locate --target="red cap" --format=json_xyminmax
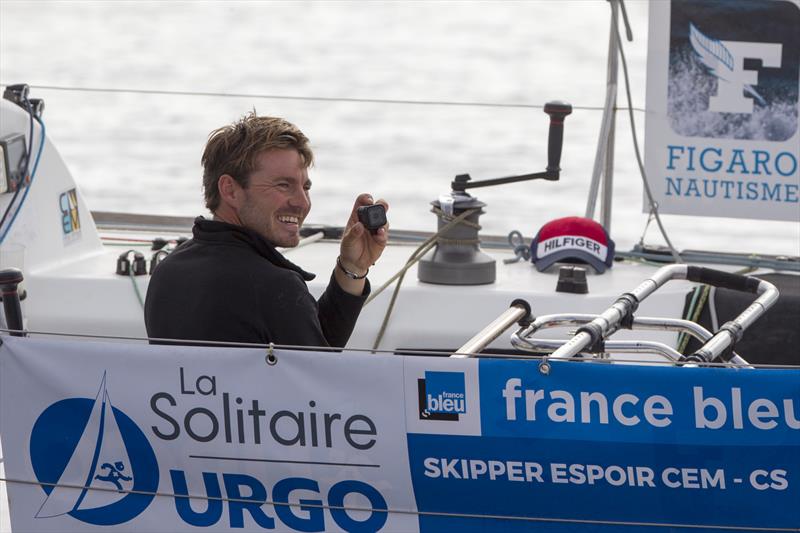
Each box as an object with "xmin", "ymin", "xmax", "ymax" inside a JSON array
[{"xmin": 530, "ymin": 217, "xmax": 615, "ymax": 273}]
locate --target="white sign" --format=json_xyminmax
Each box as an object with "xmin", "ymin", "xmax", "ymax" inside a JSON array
[
  {"xmin": 0, "ymin": 336, "xmax": 418, "ymax": 532},
  {"xmin": 644, "ymin": 0, "xmax": 800, "ymax": 221}
]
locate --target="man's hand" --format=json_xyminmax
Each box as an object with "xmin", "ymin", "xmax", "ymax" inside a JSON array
[{"xmin": 336, "ymin": 193, "xmax": 389, "ymax": 295}]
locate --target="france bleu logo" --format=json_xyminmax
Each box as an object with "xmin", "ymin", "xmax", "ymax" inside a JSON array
[
  {"xmin": 418, "ymin": 371, "xmax": 466, "ymax": 421},
  {"xmin": 28, "ymin": 373, "xmax": 159, "ymax": 525}
]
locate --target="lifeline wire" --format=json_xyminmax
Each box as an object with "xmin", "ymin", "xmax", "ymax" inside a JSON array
[
  {"xmin": 2, "ymin": 328, "xmax": 797, "ymax": 369},
  {"xmin": 0, "ymin": 477, "xmax": 790, "ymax": 531},
  {"xmin": 1, "ymin": 83, "xmax": 649, "ymax": 112}
]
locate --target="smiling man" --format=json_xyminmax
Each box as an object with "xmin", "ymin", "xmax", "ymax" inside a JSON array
[{"xmin": 144, "ymin": 113, "xmax": 388, "ymax": 347}]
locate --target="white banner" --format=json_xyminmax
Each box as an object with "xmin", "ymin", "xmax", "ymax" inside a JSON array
[
  {"xmin": 0, "ymin": 336, "xmax": 418, "ymax": 532},
  {"xmin": 644, "ymin": 0, "xmax": 800, "ymax": 221}
]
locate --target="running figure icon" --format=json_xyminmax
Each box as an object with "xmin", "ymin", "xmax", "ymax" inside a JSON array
[{"xmin": 95, "ymin": 461, "xmax": 132, "ymax": 492}]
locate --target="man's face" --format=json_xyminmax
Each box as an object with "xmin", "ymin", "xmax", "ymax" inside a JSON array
[{"xmin": 237, "ymin": 149, "xmax": 311, "ymax": 247}]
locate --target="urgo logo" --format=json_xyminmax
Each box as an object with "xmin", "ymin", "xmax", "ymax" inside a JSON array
[
  {"xmin": 29, "ymin": 373, "xmax": 159, "ymax": 525},
  {"xmin": 418, "ymin": 371, "xmax": 466, "ymax": 421}
]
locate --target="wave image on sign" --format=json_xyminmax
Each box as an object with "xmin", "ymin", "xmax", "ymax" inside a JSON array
[{"xmin": 667, "ymin": 0, "xmax": 799, "ymax": 141}]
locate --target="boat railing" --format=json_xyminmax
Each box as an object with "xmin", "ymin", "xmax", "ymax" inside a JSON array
[
  {"xmin": 0, "ymin": 262, "xmax": 785, "ymax": 369},
  {"xmin": 454, "ymin": 264, "xmax": 779, "ymax": 365}
]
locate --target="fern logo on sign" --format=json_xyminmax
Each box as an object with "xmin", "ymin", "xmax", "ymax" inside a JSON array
[{"xmin": 667, "ymin": 0, "xmax": 799, "ymax": 141}]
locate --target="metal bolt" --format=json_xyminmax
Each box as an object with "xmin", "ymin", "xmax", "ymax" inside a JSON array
[{"xmin": 538, "ymin": 360, "xmax": 551, "ymax": 375}]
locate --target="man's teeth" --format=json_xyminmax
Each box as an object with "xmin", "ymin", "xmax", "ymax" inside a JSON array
[{"xmin": 278, "ymin": 216, "xmax": 299, "ymax": 224}]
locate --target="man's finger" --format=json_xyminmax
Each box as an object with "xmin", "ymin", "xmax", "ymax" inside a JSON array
[{"xmin": 348, "ymin": 193, "xmax": 375, "ymax": 225}]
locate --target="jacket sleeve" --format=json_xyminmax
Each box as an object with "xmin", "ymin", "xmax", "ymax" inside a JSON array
[{"xmin": 317, "ymin": 271, "xmax": 370, "ymax": 348}]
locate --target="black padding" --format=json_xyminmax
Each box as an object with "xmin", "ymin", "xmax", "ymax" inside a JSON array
[
  {"xmin": 682, "ymin": 273, "xmax": 800, "ymax": 366},
  {"xmin": 686, "ymin": 266, "xmax": 760, "ymax": 293}
]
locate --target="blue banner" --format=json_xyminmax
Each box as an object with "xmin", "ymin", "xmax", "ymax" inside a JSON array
[{"xmin": 408, "ymin": 359, "xmax": 800, "ymax": 531}]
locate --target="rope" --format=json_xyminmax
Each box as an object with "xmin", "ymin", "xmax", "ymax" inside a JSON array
[
  {"xmin": 503, "ymin": 230, "xmax": 532, "ymax": 264},
  {"xmin": 365, "ymin": 208, "xmax": 480, "ymax": 306},
  {"xmin": 677, "ymin": 284, "xmax": 711, "ymax": 354},
  {"xmin": 0, "ymin": 477, "xmax": 789, "ymax": 530},
  {"xmin": 430, "ymin": 206, "xmax": 481, "ymax": 229},
  {"xmin": 367, "ymin": 208, "xmax": 480, "ymax": 351},
  {"xmin": 128, "ymin": 268, "xmax": 146, "ymax": 309},
  {"xmin": 436, "ymin": 237, "xmax": 480, "ymax": 246},
  {"xmin": 2, "ymin": 83, "xmax": 650, "ymax": 112}
]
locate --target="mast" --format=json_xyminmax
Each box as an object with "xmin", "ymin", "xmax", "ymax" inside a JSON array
[{"xmin": 585, "ymin": 0, "xmax": 624, "ymax": 232}]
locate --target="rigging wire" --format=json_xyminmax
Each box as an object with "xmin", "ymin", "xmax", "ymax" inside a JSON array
[
  {"xmin": 612, "ymin": 7, "xmax": 683, "ymax": 264},
  {"xmin": 3, "ymin": 83, "xmax": 649, "ymax": 112}
]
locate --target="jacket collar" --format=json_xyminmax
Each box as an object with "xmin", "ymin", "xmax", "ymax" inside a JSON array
[{"xmin": 192, "ymin": 216, "xmax": 316, "ymax": 281}]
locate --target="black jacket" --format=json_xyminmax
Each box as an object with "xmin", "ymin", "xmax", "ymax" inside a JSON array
[{"xmin": 144, "ymin": 217, "xmax": 368, "ymax": 347}]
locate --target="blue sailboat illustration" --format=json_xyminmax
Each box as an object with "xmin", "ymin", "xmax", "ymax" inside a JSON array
[{"xmin": 36, "ymin": 373, "xmax": 134, "ymax": 518}]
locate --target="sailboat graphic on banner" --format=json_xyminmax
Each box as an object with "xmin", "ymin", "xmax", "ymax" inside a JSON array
[{"xmin": 36, "ymin": 373, "xmax": 134, "ymax": 518}]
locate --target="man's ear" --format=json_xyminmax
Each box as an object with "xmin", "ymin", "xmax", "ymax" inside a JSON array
[{"xmin": 218, "ymin": 174, "xmax": 243, "ymax": 208}]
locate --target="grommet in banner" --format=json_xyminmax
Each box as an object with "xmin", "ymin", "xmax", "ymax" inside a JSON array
[
  {"xmin": 265, "ymin": 343, "xmax": 278, "ymax": 366},
  {"xmin": 538, "ymin": 359, "xmax": 551, "ymax": 375}
]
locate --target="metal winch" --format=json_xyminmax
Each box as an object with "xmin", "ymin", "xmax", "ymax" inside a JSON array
[
  {"xmin": 418, "ymin": 184, "xmax": 495, "ymax": 285},
  {"xmin": 417, "ymin": 100, "xmax": 573, "ymax": 286}
]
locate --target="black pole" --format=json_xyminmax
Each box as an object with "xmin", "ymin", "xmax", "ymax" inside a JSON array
[{"xmin": 0, "ymin": 268, "xmax": 25, "ymax": 336}]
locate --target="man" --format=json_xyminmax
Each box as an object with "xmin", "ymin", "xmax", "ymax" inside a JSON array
[{"xmin": 144, "ymin": 113, "xmax": 388, "ymax": 347}]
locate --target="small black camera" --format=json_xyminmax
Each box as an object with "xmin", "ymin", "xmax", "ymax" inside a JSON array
[{"xmin": 357, "ymin": 204, "xmax": 387, "ymax": 234}]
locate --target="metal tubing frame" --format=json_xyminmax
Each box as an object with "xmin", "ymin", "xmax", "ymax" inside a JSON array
[
  {"xmin": 693, "ymin": 279, "xmax": 778, "ymax": 362},
  {"xmin": 452, "ymin": 304, "xmax": 528, "ymax": 357},
  {"xmin": 511, "ymin": 314, "xmax": 750, "ymax": 367},
  {"xmin": 511, "ymin": 337, "xmax": 683, "ymax": 362},
  {"xmin": 547, "ymin": 265, "xmax": 688, "ymax": 359},
  {"xmin": 547, "ymin": 265, "xmax": 777, "ymax": 362}
]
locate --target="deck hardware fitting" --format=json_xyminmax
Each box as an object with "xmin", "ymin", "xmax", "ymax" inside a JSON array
[
  {"xmin": 265, "ymin": 343, "xmax": 278, "ymax": 366},
  {"xmin": 538, "ymin": 359, "xmax": 551, "ymax": 375}
]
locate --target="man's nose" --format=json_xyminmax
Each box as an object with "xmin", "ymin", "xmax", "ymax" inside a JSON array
[{"xmin": 289, "ymin": 186, "xmax": 311, "ymax": 211}]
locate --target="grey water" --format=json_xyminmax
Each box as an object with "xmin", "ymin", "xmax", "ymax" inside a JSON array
[{"xmin": 1, "ymin": 0, "xmax": 798, "ymax": 255}]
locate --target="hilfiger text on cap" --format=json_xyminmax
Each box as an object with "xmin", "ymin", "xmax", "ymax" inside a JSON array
[{"xmin": 539, "ymin": 236, "xmax": 607, "ymax": 260}]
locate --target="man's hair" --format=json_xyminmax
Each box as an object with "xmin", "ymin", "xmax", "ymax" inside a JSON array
[{"xmin": 201, "ymin": 112, "xmax": 314, "ymax": 212}]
